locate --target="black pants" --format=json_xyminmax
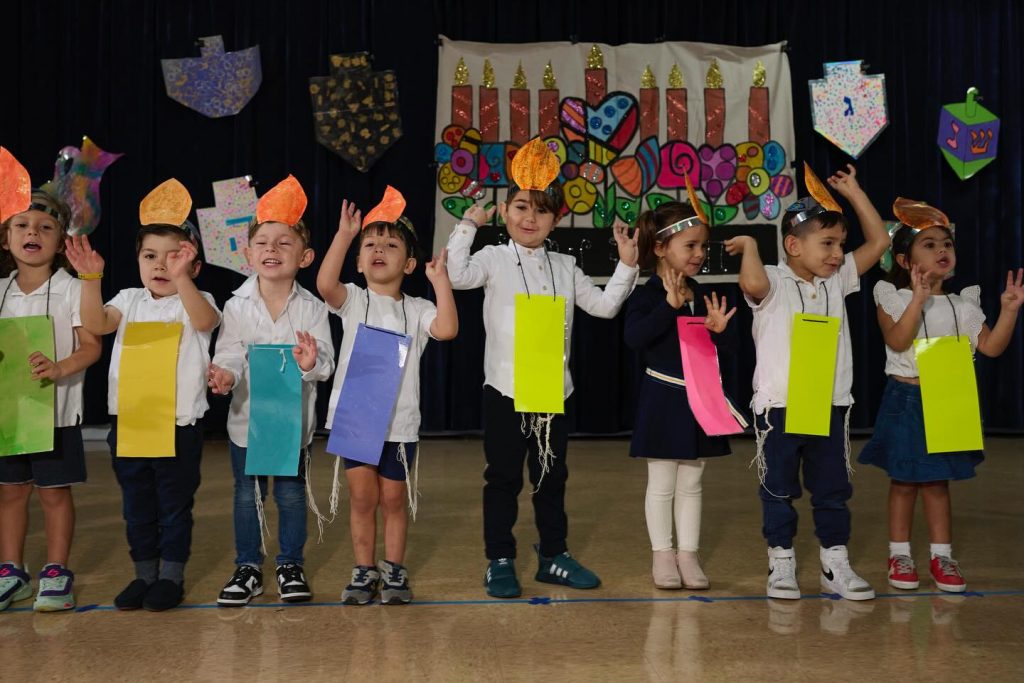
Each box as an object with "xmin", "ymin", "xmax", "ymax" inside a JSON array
[{"xmin": 482, "ymin": 385, "xmax": 574, "ymax": 559}]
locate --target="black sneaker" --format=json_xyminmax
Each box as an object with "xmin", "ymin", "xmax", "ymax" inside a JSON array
[
  {"xmin": 217, "ymin": 565, "xmax": 263, "ymax": 607},
  {"xmin": 143, "ymin": 579, "xmax": 184, "ymax": 611},
  {"xmin": 114, "ymin": 579, "xmax": 151, "ymax": 611},
  {"xmin": 378, "ymin": 560, "xmax": 412, "ymax": 605},
  {"xmin": 276, "ymin": 563, "xmax": 312, "ymax": 603}
]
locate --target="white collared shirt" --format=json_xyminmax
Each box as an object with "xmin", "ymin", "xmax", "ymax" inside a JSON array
[
  {"xmin": 744, "ymin": 252, "xmax": 860, "ymax": 414},
  {"xmin": 212, "ymin": 275, "xmax": 335, "ymax": 447},
  {"xmin": 106, "ymin": 287, "xmax": 221, "ymax": 426},
  {"xmin": 446, "ymin": 222, "xmax": 639, "ymax": 399},
  {"xmin": 0, "ymin": 269, "xmax": 84, "ymax": 427},
  {"xmin": 325, "ymin": 283, "xmax": 437, "ymax": 443}
]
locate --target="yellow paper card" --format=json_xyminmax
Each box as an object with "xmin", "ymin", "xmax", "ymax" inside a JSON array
[
  {"xmin": 785, "ymin": 313, "xmax": 840, "ymax": 436},
  {"xmin": 117, "ymin": 322, "xmax": 183, "ymax": 457},
  {"xmin": 514, "ymin": 294, "xmax": 565, "ymax": 414},
  {"xmin": 914, "ymin": 336, "xmax": 983, "ymax": 453}
]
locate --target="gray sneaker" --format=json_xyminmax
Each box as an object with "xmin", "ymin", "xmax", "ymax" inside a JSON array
[
  {"xmin": 341, "ymin": 565, "xmax": 380, "ymax": 605},
  {"xmin": 378, "ymin": 560, "xmax": 412, "ymax": 605}
]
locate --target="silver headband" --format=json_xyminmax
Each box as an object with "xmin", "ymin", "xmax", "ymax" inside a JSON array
[
  {"xmin": 655, "ymin": 215, "xmax": 704, "ymax": 239},
  {"xmin": 785, "ymin": 201, "xmax": 827, "ymax": 230}
]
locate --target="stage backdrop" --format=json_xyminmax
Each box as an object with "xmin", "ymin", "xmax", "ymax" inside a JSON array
[{"xmin": 432, "ymin": 37, "xmax": 795, "ymax": 281}]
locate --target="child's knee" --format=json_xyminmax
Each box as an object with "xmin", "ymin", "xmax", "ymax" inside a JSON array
[
  {"xmin": 0, "ymin": 483, "xmax": 33, "ymax": 504},
  {"xmin": 380, "ymin": 484, "xmax": 407, "ymax": 513}
]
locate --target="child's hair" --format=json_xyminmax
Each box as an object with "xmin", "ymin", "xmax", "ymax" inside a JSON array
[
  {"xmin": 506, "ymin": 180, "xmax": 565, "ymax": 215},
  {"xmin": 887, "ymin": 224, "xmax": 955, "ymax": 291},
  {"xmin": 781, "ymin": 209, "xmax": 848, "ymax": 239},
  {"xmin": 248, "ymin": 218, "xmax": 311, "ymax": 248},
  {"xmin": 635, "ymin": 201, "xmax": 702, "ymax": 271},
  {"xmin": 358, "ymin": 218, "xmax": 420, "ymax": 260},
  {"xmin": 135, "ymin": 223, "xmax": 205, "ymax": 265},
  {"xmin": 0, "ymin": 189, "xmax": 72, "ymax": 276}
]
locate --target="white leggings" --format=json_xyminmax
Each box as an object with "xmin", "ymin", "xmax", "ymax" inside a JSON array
[{"xmin": 645, "ymin": 459, "xmax": 706, "ymax": 552}]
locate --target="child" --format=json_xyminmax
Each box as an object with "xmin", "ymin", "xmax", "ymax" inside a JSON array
[
  {"xmin": 0, "ymin": 183, "xmax": 101, "ymax": 612},
  {"xmin": 727, "ymin": 163, "xmax": 889, "ymax": 601},
  {"xmin": 208, "ymin": 175, "xmax": 335, "ymax": 606},
  {"xmin": 625, "ymin": 194, "xmax": 738, "ymax": 590},
  {"xmin": 447, "ymin": 138, "xmax": 639, "ymax": 598},
  {"xmin": 64, "ymin": 178, "xmax": 220, "ymax": 611},
  {"xmin": 316, "ymin": 189, "xmax": 457, "ymax": 605},
  {"xmin": 858, "ymin": 198, "xmax": 1024, "ymax": 593}
]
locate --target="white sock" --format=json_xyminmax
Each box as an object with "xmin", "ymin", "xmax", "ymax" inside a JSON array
[
  {"xmin": 889, "ymin": 541, "xmax": 911, "ymax": 558},
  {"xmin": 930, "ymin": 543, "xmax": 952, "ymax": 559}
]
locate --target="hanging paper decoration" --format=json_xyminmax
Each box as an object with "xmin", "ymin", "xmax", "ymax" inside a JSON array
[
  {"xmin": 196, "ymin": 177, "xmax": 257, "ymax": 276},
  {"xmin": 676, "ymin": 318, "xmax": 744, "ymax": 436},
  {"xmin": 808, "ymin": 60, "xmax": 888, "ymax": 159},
  {"xmin": 161, "ymin": 35, "xmax": 262, "ymax": 118},
  {"xmin": 117, "ymin": 322, "xmax": 182, "ymax": 458},
  {"xmin": 514, "ymin": 295, "xmax": 566, "ymax": 414},
  {"xmin": 309, "ymin": 52, "xmax": 403, "ymax": 173},
  {"xmin": 937, "ymin": 87, "xmax": 1000, "ymax": 181},
  {"xmin": 246, "ymin": 345, "xmax": 302, "ymax": 476},
  {"xmin": 0, "ymin": 147, "xmax": 32, "ymax": 223},
  {"xmin": 785, "ymin": 314, "xmax": 840, "ymax": 436},
  {"xmin": 39, "ymin": 136, "xmax": 122, "ymax": 236},
  {"xmin": 0, "ymin": 317, "xmax": 55, "ymax": 456}
]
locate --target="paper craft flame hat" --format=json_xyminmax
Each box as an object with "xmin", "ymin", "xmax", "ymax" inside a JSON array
[
  {"xmin": 0, "ymin": 146, "xmax": 32, "ymax": 223},
  {"xmin": 657, "ymin": 174, "xmax": 710, "ymax": 239},
  {"xmin": 362, "ymin": 185, "xmax": 406, "ymax": 227},
  {"xmin": 139, "ymin": 178, "xmax": 192, "ymax": 226},
  {"xmin": 255, "ymin": 174, "xmax": 307, "ymax": 225},
  {"xmin": 880, "ymin": 197, "xmax": 954, "ymax": 273},
  {"xmin": 685, "ymin": 173, "xmax": 709, "ymax": 225},
  {"xmin": 509, "ymin": 138, "xmax": 560, "ymax": 192},
  {"xmin": 784, "ymin": 162, "xmax": 843, "ymax": 232}
]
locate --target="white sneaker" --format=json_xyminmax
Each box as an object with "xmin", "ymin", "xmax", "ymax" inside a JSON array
[
  {"xmin": 766, "ymin": 546, "xmax": 800, "ymax": 600},
  {"xmin": 820, "ymin": 545, "xmax": 875, "ymax": 601}
]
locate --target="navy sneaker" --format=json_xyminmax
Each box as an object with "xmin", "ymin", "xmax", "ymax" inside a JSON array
[
  {"xmin": 534, "ymin": 545, "xmax": 600, "ymax": 589},
  {"xmin": 378, "ymin": 560, "xmax": 412, "ymax": 605},
  {"xmin": 341, "ymin": 565, "xmax": 380, "ymax": 605},
  {"xmin": 484, "ymin": 558, "xmax": 522, "ymax": 598}
]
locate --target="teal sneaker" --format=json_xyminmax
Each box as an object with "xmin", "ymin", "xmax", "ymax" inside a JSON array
[
  {"xmin": 33, "ymin": 564, "xmax": 75, "ymax": 612},
  {"xmin": 484, "ymin": 558, "xmax": 522, "ymax": 598},
  {"xmin": 0, "ymin": 563, "xmax": 32, "ymax": 611},
  {"xmin": 534, "ymin": 545, "xmax": 601, "ymax": 589}
]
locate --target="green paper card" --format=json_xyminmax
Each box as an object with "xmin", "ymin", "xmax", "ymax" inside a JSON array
[
  {"xmin": 785, "ymin": 313, "xmax": 840, "ymax": 436},
  {"xmin": 914, "ymin": 336, "xmax": 983, "ymax": 453},
  {"xmin": 513, "ymin": 294, "xmax": 565, "ymax": 414},
  {"xmin": 0, "ymin": 316, "xmax": 55, "ymax": 456}
]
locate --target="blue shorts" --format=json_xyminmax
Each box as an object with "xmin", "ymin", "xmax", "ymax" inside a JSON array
[
  {"xmin": 0, "ymin": 426, "xmax": 87, "ymax": 487},
  {"xmin": 343, "ymin": 442, "xmax": 417, "ymax": 481}
]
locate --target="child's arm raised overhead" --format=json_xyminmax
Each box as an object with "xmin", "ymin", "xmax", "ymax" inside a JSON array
[
  {"xmin": 828, "ymin": 165, "xmax": 890, "ymax": 276},
  {"xmin": 977, "ymin": 268, "xmax": 1024, "ymax": 357},
  {"xmin": 316, "ymin": 199, "xmax": 362, "ymax": 310},
  {"xmin": 167, "ymin": 240, "xmax": 219, "ymax": 332},
  {"xmin": 425, "ymin": 247, "xmax": 458, "ymax": 340},
  {"xmin": 64, "ymin": 235, "xmax": 121, "ymax": 335},
  {"xmin": 445, "ymin": 203, "xmax": 497, "ymax": 290},
  {"xmin": 725, "ymin": 235, "xmax": 770, "ymax": 302},
  {"xmin": 878, "ymin": 265, "xmax": 930, "ymax": 352}
]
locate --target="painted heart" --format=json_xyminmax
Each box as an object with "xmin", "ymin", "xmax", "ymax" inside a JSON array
[
  {"xmin": 698, "ymin": 144, "xmax": 737, "ymax": 204},
  {"xmin": 586, "ymin": 92, "xmax": 638, "ymax": 165}
]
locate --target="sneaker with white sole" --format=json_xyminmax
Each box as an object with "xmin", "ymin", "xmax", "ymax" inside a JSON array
[
  {"xmin": 767, "ymin": 546, "xmax": 800, "ymax": 600},
  {"xmin": 378, "ymin": 560, "xmax": 412, "ymax": 605},
  {"xmin": 0, "ymin": 564, "xmax": 32, "ymax": 611},
  {"xmin": 820, "ymin": 545, "xmax": 875, "ymax": 601},
  {"xmin": 930, "ymin": 555, "xmax": 967, "ymax": 593},
  {"xmin": 342, "ymin": 565, "xmax": 380, "ymax": 605},
  {"xmin": 276, "ymin": 563, "xmax": 312, "ymax": 603},
  {"xmin": 217, "ymin": 565, "xmax": 263, "ymax": 607},
  {"xmin": 33, "ymin": 564, "xmax": 75, "ymax": 612},
  {"xmin": 888, "ymin": 554, "xmax": 920, "ymax": 590}
]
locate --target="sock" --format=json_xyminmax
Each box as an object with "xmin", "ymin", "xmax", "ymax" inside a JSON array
[
  {"xmin": 3, "ymin": 561, "xmax": 24, "ymax": 569},
  {"xmin": 930, "ymin": 543, "xmax": 952, "ymax": 559},
  {"xmin": 135, "ymin": 559, "xmax": 158, "ymax": 585},
  {"xmin": 889, "ymin": 541, "xmax": 911, "ymax": 558},
  {"xmin": 158, "ymin": 560, "xmax": 185, "ymax": 585}
]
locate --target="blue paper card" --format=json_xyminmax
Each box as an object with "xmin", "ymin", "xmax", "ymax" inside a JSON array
[
  {"xmin": 245, "ymin": 344, "xmax": 302, "ymax": 476},
  {"xmin": 327, "ymin": 324, "xmax": 412, "ymax": 465}
]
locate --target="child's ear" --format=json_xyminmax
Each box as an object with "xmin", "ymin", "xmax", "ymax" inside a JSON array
[
  {"xmin": 497, "ymin": 202, "xmax": 509, "ymax": 224},
  {"xmin": 782, "ymin": 234, "xmax": 801, "ymax": 258},
  {"xmin": 191, "ymin": 260, "xmax": 202, "ymax": 278},
  {"xmin": 653, "ymin": 240, "xmax": 667, "ymax": 258},
  {"xmin": 403, "ymin": 256, "xmax": 418, "ymax": 275},
  {"xmin": 299, "ymin": 247, "xmax": 315, "ymax": 268},
  {"xmin": 895, "ymin": 253, "xmax": 909, "ymax": 271},
  {"xmin": 552, "ymin": 209, "xmax": 564, "ymax": 227}
]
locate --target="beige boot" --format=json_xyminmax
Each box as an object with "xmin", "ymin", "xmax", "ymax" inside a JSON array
[
  {"xmin": 677, "ymin": 550, "xmax": 709, "ymax": 590},
  {"xmin": 652, "ymin": 550, "xmax": 682, "ymax": 589}
]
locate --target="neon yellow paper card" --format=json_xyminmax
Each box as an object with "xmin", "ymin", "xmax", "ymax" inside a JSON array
[
  {"xmin": 785, "ymin": 313, "xmax": 840, "ymax": 436},
  {"xmin": 514, "ymin": 294, "xmax": 565, "ymax": 414},
  {"xmin": 117, "ymin": 322, "xmax": 183, "ymax": 457},
  {"xmin": 914, "ymin": 336, "xmax": 983, "ymax": 453},
  {"xmin": 0, "ymin": 316, "xmax": 55, "ymax": 456}
]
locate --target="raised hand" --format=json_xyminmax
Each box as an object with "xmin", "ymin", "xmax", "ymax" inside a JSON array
[
  {"xmin": 167, "ymin": 240, "xmax": 198, "ymax": 280},
  {"xmin": 827, "ymin": 163, "xmax": 861, "ymax": 198},
  {"xmin": 292, "ymin": 331, "xmax": 318, "ymax": 372},
  {"xmin": 723, "ymin": 235, "xmax": 755, "ymax": 256},
  {"xmin": 425, "ymin": 247, "xmax": 450, "ymax": 285},
  {"xmin": 28, "ymin": 351, "xmax": 61, "ymax": 382},
  {"xmin": 663, "ymin": 268, "xmax": 687, "ymax": 310},
  {"xmin": 337, "ymin": 199, "xmax": 362, "ymax": 243},
  {"xmin": 1000, "ymin": 268, "xmax": 1024, "ymax": 312},
  {"xmin": 462, "ymin": 202, "xmax": 496, "ymax": 227},
  {"xmin": 64, "ymin": 234, "xmax": 106, "ymax": 275},
  {"xmin": 703, "ymin": 292, "xmax": 737, "ymax": 333},
  {"xmin": 909, "ymin": 264, "xmax": 933, "ymax": 303},
  {"xmin": 207, "ymin": 363, "xmax": 235, "ymax": 395},
  {"xmin": 613, "ymin": 220, "xmax": 639, "ymax": 267}
]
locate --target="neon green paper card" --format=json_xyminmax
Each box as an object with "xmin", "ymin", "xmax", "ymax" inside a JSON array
[
  {"xmin": 785, "ymin": 313, "xmax": 840, "ymax": 436},
  {"xmin": 514, "ymin": 294, "xmax": 565, "ymax": 414},
  {"xmin": 0, "ymin": 316, "xmax": 55, "ymax": 456},
  {"xmin": 914, "ymin": 336, "xmax": 983, "ymax": 453}
]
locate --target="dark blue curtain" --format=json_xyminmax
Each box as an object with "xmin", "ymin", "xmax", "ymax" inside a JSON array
[{"xmin": 2, "ymin": 0, "xmax": 1021, "ymax": 433}]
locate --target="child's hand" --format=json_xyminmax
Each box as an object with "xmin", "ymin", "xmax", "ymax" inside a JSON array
[
  {"xmin": 336, "ymin": 199, "xmax": 362, "ymax": 243},
  {"xmin": 663, "ymin": 268, "xmax": 687, "ymax": 310},
  {"xmin": 827, "ymin": 164, "xmax": 861, "ymax": 199},
  {"xmin": 613, "ymin": 220, "xmax": 639, "ymax": 267},
  {"xmin": 207, "ymin": 363, "xmax": 235, "ymax": 395},
  {"xmin": 462, "ymin": 203, "xmax": 496, "ymax": 227},
  {"xmin": 425, "ymin": 248, "xmax": 450, "ymax": 285},
  {"xmin": 28, "ymin": 352, "xmax": 61, "ymax": 382},
  {"xmin": 703, "ymin": 292, "xmax": 737, "ymax": 333},
  {"xmin": 909, "ymin": 264, "xmax": 932, "ymax": 303},
  {"xmin": 292, "ymin": 331, "xmax": 318, "ymax": 372},
  {"xmin": 64, "ymin": 235, "xmax": 105, "ymax": 275},
  {"xmin": 167, "ymin": 240, "xmax": 198, "ymax": 281},
  {"xmin": 724, "ymin": 236, "xmax": 755, "ymax": 256},
  {"xmin": 1000, "ymin": 268, "xmax": 1024, "ymax": 312}
]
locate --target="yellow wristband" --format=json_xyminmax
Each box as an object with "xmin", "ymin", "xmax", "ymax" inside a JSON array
[{"xmin": 77, "ymin": 272, "xmax": 103, "ymax": 280}]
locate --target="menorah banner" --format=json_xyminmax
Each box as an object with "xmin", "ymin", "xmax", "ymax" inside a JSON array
[{"xmin": 432, "ymin": 36, "xmax": 796, "ymax": 281}]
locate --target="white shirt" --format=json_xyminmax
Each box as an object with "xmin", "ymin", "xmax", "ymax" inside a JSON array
[
  {"xmin": 106, "ymin": 287, "xmax": 221, "ymax": 426},
  {"xmin": 446, "ymin": 222, "xmax": 639, "ymax": 399},
  {"xmin": 212, "ymin": 275, "xmax": 335, "ymax": 447},
  {"xmin": 874, "ymin": 281, "xmax": 986, "ymax": 378},
  {"xmin": 0, "ymin": 269, "xmax": 84, "ymax": 427},
  {"xmin": 325, "ymin": 283, "xmax": 437, "ymax": 443},
  {"xmin": 744, "ymin": 252, "xmax": 860, "ymax": 414}
]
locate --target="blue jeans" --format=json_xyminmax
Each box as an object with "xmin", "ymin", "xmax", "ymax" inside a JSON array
[
  {"xmin": 757, "ymin": 407, "xmax": 852, "ymax": 549},
  {"xmin": 229, "ymin": 441, "xmax": 307, "ymax": 566}
]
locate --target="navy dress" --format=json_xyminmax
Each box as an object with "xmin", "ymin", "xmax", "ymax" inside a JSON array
[{"xmin": 625, "ymin": 275, "xmax": 734, "ymax": 460}]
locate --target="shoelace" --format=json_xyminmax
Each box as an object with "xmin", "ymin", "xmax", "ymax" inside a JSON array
[
  {"xmin": 351, "ymin": 567, "xmax": 376, "ymax": 585},
  {"xmin": 231, "ymin": 567, "xmax": 258, "ymax": 586},
  {"xmin": 891, "ymin": 556, "xmax": 916, "ymax": 574},
  {"xmin": 935, "ymin": 557, "xmax": 960, "ymax": 576},
  {"xmin": 279, "ymin": 565, "xmax": 305, "ymax": 585},
  {"xmin": 383, "ymin": 565, "xmax": 406, "ymax": 586}
]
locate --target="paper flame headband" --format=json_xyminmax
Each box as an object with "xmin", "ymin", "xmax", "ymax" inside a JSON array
[
  {"xmin": 784, "ymin": 162, "xmax": 843, "ymax": 230},
  {"xmin": 362, "ymin": 185, "xmax": 417, "ymax": 241},
  {"xmin": 255, "ymin": 175, "xmax": 307, "ymax": 226},
  {"xmin": 656, "ymin": 174, "xmax": 709, "ymax": 238},
  {"xmin": 879, "ymin": 197, "xmax": 953, "ymax": 273}
]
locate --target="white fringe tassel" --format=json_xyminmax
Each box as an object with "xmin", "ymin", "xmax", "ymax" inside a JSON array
[
  {"xmin": 521, "ymin": 413, "xmax": 555, "ymax": 494},
  {"xmin": 253, "ymin": 478, "xmax": 269, "ymax": 558},
  {"xmin": 750, "ymin": 409, "xmax": 786, "ymax": 499},
  {"xmin": 397, "ymin": 443, "xmax": 421, "ymax": 522},
  {"xmin": 843, "ymin": 404, "xmax": 854, "ymax": 481},
  {"xmin": 303, "ymin": 448, "xmax": 329, "ymax": 543},
  {"xmin": 328, "ymin": 457, "xmax": 342, "ymax": 521}
]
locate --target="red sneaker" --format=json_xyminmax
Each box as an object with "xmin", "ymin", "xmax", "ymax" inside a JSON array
[
  {"xmin": 930, "ymin": 555, "xmax": 967, "ymax": 593},
  {"xmin": 888, "ymin": 555, "xmax": 920, "ymax": 590}
]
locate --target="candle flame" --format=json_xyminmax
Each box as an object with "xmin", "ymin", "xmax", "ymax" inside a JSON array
[
  {"xmin": 705, "ymin": 59, "xmax": 723, "ymax": 89},
  {"xmin": 543, "ymin": 61, "xmax": 557, "ymax": 89},
  {"xmin": 752, "ymin": 60, "xmax": 766, "ymax": 88},
  {"xmin": 641, "ymin": 65, "xmax": 656, "ymax": 88},
  {"xmin": 587, "ymin": 45, "xmax": 604, "ymax": 69},
  {"xmin": 453, "ymin": 57, "xmax": 469, "ymax": 86},
  {"xmin": 482, "ymin": 59, "xmax": 495, "ymax": 88},
  {"xmin": 513, "ymin": 62, "xmax": 528, "ymax": 89},
  {"xmin": 668, "ymin": 64, "xmax": 684, "ymax": 88}
]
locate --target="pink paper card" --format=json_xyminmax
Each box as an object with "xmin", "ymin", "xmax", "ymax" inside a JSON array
[{"xmin": 677, "ymin": 317, "xmax": 744, "ymax": 436}]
